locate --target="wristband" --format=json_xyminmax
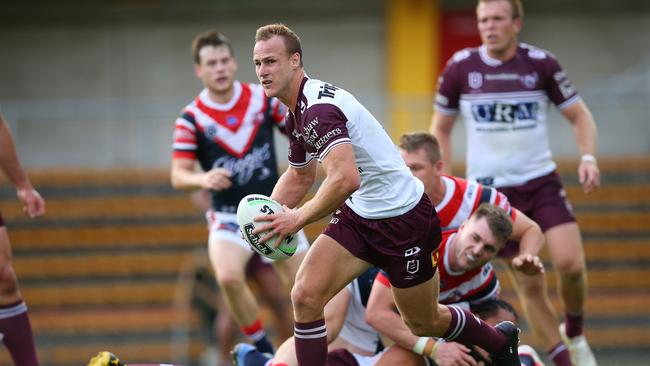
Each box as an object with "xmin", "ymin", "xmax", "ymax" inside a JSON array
[
  {"xmin": 413, "ymin": 337, "xmax": 428, "ymax": 355},
  {"xmin": 580, "ymin": 154, "xmax": 597, "ymax": 164},
  {"xmin": 431, "ymin": 339, "xmax": 444, "ymax": 357}
]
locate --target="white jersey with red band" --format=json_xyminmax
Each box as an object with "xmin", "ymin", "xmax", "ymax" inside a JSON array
[{"xmin": 435, "ymin": 44, "xmax": 581, "ymax": 187}]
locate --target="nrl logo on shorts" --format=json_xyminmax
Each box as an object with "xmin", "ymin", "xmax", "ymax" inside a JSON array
[
  {"xmin": 468, "ymin": 72, "xmax": 483, "ymax": 89},
  {"xmin": 406, "ymin": 259, "xmax": 420, "ymax": 274}
]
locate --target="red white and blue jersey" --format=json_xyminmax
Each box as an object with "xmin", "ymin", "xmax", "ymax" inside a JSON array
[
  {"xmin": 286, "ymin": 76, "xmax": 423, "ymax": 219},
  {"xmin": 438, "ymin": 230, "xmax": 500, "ymax": 305},
  {"xmin": 435, "ymin": 44, "xmax": 580, "ymax": 187},
  {"xmin": 376, "ymin": 228, "xmax": 499, "ymax": 306},
  {"xmin": 172, "ymin": 81, "xmax": 288, "ymax": 212},
  {"xmin": 436, "ymin": 175, "xmax": 516, "ymax": 231}
]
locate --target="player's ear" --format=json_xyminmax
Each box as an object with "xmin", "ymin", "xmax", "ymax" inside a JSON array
[
  {"xmin": 290, "ymin": 52, "xmax": 300, "ymax": 68},
  {"xmin": 513, "ymin": 17, "xmax": 523, "ymax": 34},
  {"xmin": 194, "ymin": 63, "xmax": 202, "ymax": 79},
  {"xmin": 434, "ymin": 159, "xmax": 445, "ymax": 175}
]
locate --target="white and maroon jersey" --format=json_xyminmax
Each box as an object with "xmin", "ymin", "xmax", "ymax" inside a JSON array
[
  {"xmin": 338, "ymin": 268, "xmax": 382, "ymax": 354},
  {"xmin": 286, "ymin": 76, "xmax": 423, "ymax": 219},
  {"xmin": 435, "ymin": 43, "xmax": 581, "ymax": 187},
  {"xmin": 436, "ymin": 175, "xmax": 516, "ymax": 231},
  {"xmin": 172, "ymin": 81, "xmax": 288, "ymax": 212},
  {"xmin": 438, "ymin": 230, "xmax": 500, "ymax": 305},
  {"xmin": 375, "ymin": 229, "xmax": 499, "ymax": 305}
]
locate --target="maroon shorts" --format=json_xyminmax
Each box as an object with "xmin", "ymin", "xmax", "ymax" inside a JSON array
[
  {"xmin": 323, "ymin": 194, "xmax": 441, "ymax": 288},
  {"xmin": 0, "ymin": 211, "xmax": 4, "ymax": 227},
  {"xmin": 497, "ymin": 171, "xmax": 576, "ymax": 257}
]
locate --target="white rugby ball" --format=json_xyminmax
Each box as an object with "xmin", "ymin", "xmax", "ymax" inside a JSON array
[{"xmin": 236, "ymin": 194, "xmax": 297, "ymax": 260}]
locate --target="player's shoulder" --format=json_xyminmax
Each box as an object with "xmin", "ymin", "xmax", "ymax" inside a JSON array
[
  {"xmin": 519, "ymin": 43, "xmax": 560, "ymax": 63},
  {"xmin": 447, "ymin": 47, "xmax": 481, "ymax": 66},
  {"xmin": 302, "ymin": 77, "xmax": 350, "ymax": 105}
]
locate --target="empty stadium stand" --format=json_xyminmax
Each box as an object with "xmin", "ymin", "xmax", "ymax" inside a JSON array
[{"xmin": 0, "ymin": 157, "xmax": 648, "ymax": 365}]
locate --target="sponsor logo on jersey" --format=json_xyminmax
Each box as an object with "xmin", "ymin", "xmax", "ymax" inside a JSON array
[
  {"xmin": 520, "ymin": 72, "xmax": 539, "ymax": 89},
  {"xmin": 468, "ymin": 72, "xmax": 483, "ymax": 89},
  {"xmin": 206, "ymin": 125, "xmax": 218, "ymax": 139},
  {"xmin": 226, "ymin": 116, "xmax": 238, "ymax": 126},
  {"xmin": 213, "ymin": 143, "xmax": 272, "ymax": 185},
  {"xmin": 317, "ymin": 83, "xmax": 339, "ymax": 99},
  {"xmin": 431, "ymin": 248, "xmax": 440, "ymax": 267},
  {"xmin": 471, "ymin": 101, "xmax": 539, "ymax": 123},
  {"xmin": 553, "ymin": 71, "xmax": 576, "ymax": 99}
]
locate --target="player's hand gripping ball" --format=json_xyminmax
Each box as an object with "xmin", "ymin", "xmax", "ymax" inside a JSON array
[{"xmin": 237, "ymin": 194, "xmax": 297, "ymax": 260}]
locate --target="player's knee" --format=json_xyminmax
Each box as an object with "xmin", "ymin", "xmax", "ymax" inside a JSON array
[
  {"xmin": 403, "ymin": 316, "xmax": 437, "ymax": 337},
  {"xmin": 216, "ymin": 270, "xmax": 247, "ymax": 294},
  {"xmin": 554, "ymin": 257, "xmax": 585, "ymax": 276},
  {"xmin": 291, "ymin": 281, "xmax": 325, "ymax": 316},
  {"xmin": 0, "ymin": 262, "xmax": 19, "ymax": 297}
]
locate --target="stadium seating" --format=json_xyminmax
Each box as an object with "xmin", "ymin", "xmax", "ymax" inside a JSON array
[{"xmin": 0, "ymin": 156, "xmax": 648, "ymax": 365}]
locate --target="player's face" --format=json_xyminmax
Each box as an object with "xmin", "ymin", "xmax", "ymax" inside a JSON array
[
  {"xmin": 400, "ymin": 148, "xmax": 441, "ymax": 197},
  {"xmin": 453, "ymin": 216, "xmax": 501, "ymax": 271},
  {"xmin": 195, "ymin": 45, "xmax": 238, "ymax": 95},
  {"xmin": 476, "ymin": 0, "xmax": 521, "ymax": 59},
  {"xmin": 254, "ymin": 36, "xmax": 300, "ymax": 103}
]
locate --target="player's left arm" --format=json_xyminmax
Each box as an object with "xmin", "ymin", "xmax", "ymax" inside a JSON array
[
  {"xmin": 509, "ymin": 208, "xmax": 544, "ymax": 275},
  {"xmin": 258, "ymin": 144, "xmax": 357, "ymax": 245},
  {"xmin": 561, "ymin": 99, "xmax": 600, "ymax": 194}
]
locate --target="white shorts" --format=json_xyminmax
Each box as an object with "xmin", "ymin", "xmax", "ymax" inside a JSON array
[
  {"xmin": 206, "ymin": 210, "xmax": 310, "ymax": 263},
  {"xmin": 352, "ymin": 349, "xmax": 386, "ymax": 366}
]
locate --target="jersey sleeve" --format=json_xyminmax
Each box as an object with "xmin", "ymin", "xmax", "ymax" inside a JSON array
[
  {"xmin": 302, "ymin": 103, "xmax": 351, "ymax": 162},
  {"xmin": 172, "ymin": 110, "xmax": 197, "ymax": 160},
  {"xmin": 434, "ymin": 53, "xmax": 464, "ymax": 116},
  {"xmin": 541, "ymin": 52, "xmax": 580, "ymax": 109}
]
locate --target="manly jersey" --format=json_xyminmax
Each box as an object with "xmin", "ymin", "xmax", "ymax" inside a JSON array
[
  {"xmin": 438, "ymin": 230, "xmax": 500, "ymax": 305},
  {"xmin": 375, "ymin": 230, "xmax": 499, "ymax": 306},
  {"xmin": 436, "ymin": 175, "xmax": 516, "ymax": 231},
  {"xmin": 286, "ymin": 77, "xmax": 423, "ymax": 219},
  {"xmin": 172, "ymin": 81, "xmax": 288, "ymax": 212},
  {"xmin": 435, "ymin": 44, "xmax": 580, "ymax": 187},
  {"xmin": 338, "ymin": 268, "xmax": 382, "ymax": 354}
]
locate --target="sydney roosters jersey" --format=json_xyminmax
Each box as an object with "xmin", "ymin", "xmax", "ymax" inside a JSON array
[
  {"xmin": 286, "ymin": 76, "xmax": 423, "ymax": 219},
  {"xmin": 172, "ymin": 81, "xmax": 288, "ymax": 212},
  {"xmin": 435, "ymin": 44, "xmax": 580, "ymax": 187},
  {"xmin": 437, "ymin": 230, "xmax": 500, "ymax": 305},
  {"xmin": 436, "ymin": 175, "xmax": 516, "ymax": 231}
]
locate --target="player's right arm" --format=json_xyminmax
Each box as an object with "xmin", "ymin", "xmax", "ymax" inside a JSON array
[
  {"xmin": 270, "ymin": 162, "xmax": 317, "ymax": 209},
  {"xmin": 0, "ymin": 114, "xmax": 45, "ymax": 218},
  {"xmin": 430, "ymin": 112, "xmax": 457, "ymax": 175},
  {"xmin": 170, "ymin": 158, "xmax": 232, "ymax": 191},
  {"xmin": 366, "ymin": 272, "xmax": 477, "ymax": 366}
]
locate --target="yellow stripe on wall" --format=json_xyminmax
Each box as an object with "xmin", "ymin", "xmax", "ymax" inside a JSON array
[{"xmin": 387, "ymin": 0, "xmax": 440, "ymax": 139}]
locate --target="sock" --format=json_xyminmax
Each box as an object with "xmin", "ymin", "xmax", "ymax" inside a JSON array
[
  {"xmin": 243, "ymin": 349, "xmax": 273, "ymax": 366},
  {"xmin": 0, "ymin": 301, "xmax": 39, "ymax": 366},
  {"xmin": 548, "ymin": 342, "xmax": 573, "ymax": 366},
  {"xmin": 442, "ymin": 305, "xmax": 507, "ymax": 353},
  {"xmin": 241, "ymin": 318, "xmax": 275, "ymax": 354},
  {"xmin": 564, "ymin": 312, "xmax": 583, "ymax": 338},
  {"xmin": 294, "ymin": 319, "xmax": 327, "ymax": 366}
]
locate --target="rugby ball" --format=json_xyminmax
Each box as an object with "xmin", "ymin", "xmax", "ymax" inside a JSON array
[{"xmin": 236, "ymin": 194, "xmax": 297, "ymax": 260}]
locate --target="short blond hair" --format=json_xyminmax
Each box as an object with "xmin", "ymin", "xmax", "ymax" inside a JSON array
[
  {"xmin": 255, "ymin": 23, "xmax": 303, "ymax": 66},
  {"xmin": 477, "ymin": 0, "xmax": 524, "ymax": 19}
]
